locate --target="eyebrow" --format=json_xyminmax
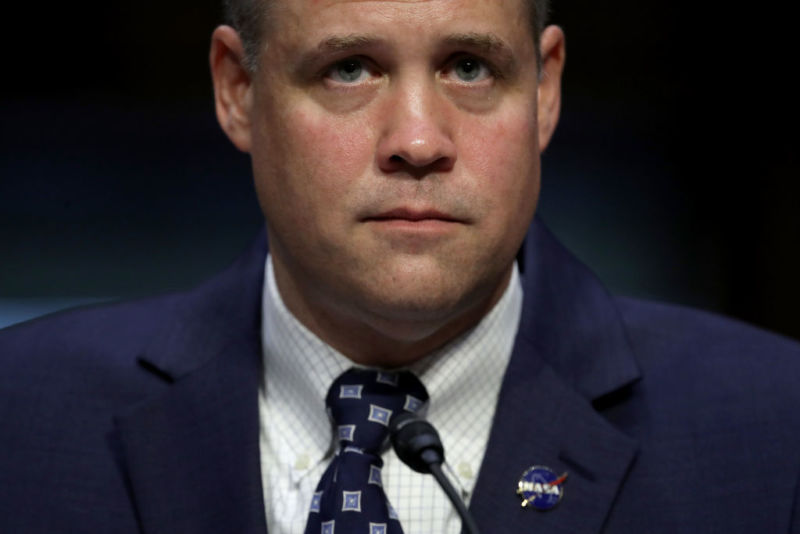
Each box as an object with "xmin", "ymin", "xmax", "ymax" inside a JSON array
[
  {"xmin": 315, "ymin": 34, "xmax": 385, "ymax": 54},
  {"xmin": 294, "ymin": 32, "xmax": 518, "ymax": 76},
  {"xmin": 294, "ymin": 34, "xmax": 385, "ymax": 74}
]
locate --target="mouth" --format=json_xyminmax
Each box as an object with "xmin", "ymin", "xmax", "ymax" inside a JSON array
[
  {"xmin": 362, "ymin": 208, "xmax": 465, "ymax": 238},
  {"xmin": 364, "ymin": 208, "xmax": 463, "ymax": 224}
]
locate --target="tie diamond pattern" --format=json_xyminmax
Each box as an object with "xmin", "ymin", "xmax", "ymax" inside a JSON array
[{"xmin": 304, "ymin": 368, "xmax": 428, "ymax": 534}]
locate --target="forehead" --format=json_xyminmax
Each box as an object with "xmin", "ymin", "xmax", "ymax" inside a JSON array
[{"xmin": 266, "ymin": 0, "xmax": 532, "ymax": 48}]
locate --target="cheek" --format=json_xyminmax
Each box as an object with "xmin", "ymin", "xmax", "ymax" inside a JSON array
[
  {"xmin": 255, "ymin": 105, "xmax": 376, "ymax": 222},
  {"xmin": 462, "ymin": 105, "xmax": 540, "ymax": 205},
  {"xmin": 457, "ymin": 103, "xmax": 541, "ymax": 261},
  {"xmin": 289, "ymin": 109, "xmax": 374, "ymax": 186}
]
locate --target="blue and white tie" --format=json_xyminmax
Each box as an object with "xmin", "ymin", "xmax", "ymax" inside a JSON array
[{"xmin": 304, "ymin": 368, "xmax": 429, "ymax": 534}]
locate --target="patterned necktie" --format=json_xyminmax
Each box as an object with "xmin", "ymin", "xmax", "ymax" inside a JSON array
[{"xmin": 304, "ymin": 368, "xmax": 429, "ymax": 534}]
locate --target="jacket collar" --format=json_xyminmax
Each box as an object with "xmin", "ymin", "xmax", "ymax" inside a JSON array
[
  {"xmin": 517, "ymin": 219, "xmax": 641, "ymax": 402},
  {"xmin": 130, "ymin": 217, "xmax": 641, "ymax": 396},
  {"xmin": 139, "ymin": 229, "xmax": 267, "ymax": 380}
]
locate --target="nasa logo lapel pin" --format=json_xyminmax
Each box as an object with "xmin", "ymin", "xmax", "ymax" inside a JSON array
[{"xmin": 516, "ymin": 465, "xmax": 568, "ymax": 510}]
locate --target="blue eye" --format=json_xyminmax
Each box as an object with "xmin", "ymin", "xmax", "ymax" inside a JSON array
[
  {"xmin": 329, "ymin": 58, "xmax": 366, "ymax": 83},
  {"xmin": 453, "ymin": 57, "xmax": 490, "ymax": 82}
]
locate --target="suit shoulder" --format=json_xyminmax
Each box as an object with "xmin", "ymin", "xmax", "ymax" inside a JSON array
[
  {"xmin": 615, "ymin": 296, "xmax": 800, "ymax": 359},
  {"xmin": 1, "ymin": 295, "xmax": 178, "ymax": 354},
  {"xmin": 0, "ymin": 295, "xmax": 183, "ymax": 393},
  {"xmin": 614, "ymin": 296, "xmax": 800, "ymax": 418}
]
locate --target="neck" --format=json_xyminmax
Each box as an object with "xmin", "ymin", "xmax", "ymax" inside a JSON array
[{"xmin": 271, "ymin": 260, "xmax": 513, "ymax": 368}]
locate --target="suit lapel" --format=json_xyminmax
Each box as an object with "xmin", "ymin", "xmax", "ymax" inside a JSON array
[
  {"xmin": 470, "ymin": 219, "xmax": 641, "ymax": 533},
  {"xmin": 115, "ymin": 347, "xmax": 266, "ymax": 534},
  {"xmin": 113, "ymin": 231, "xmax": 269, "ymax": 534},
  {"xmin": 470, "ymin": 335, "xmax": 638, "ymax": 534}
]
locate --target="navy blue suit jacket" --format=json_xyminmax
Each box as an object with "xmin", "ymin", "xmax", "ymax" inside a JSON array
[{"xmin": 2, "ymin": 219, "xmax": 800, "ymax": 533}]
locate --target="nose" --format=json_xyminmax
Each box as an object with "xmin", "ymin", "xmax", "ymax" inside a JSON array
[{"xmin": 376, "ymin": 79, "xmax": 457, "ymax": 177}]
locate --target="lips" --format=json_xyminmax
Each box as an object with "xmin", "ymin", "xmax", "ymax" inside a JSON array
[{"xmin": 365, "ymin": 208, "xmax": 462, "ymax": 223}]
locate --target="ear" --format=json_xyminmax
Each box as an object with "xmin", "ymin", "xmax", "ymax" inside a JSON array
[
  {"xmin": 536, "ymin": 25, "xmax": 566, "ymax": 153},
  {"xmin": 210, "ymin": 25, "xmax": 254, "ymax": 153}
]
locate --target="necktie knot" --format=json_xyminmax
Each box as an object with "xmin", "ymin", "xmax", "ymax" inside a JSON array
[
  {"xmin": 305, "ymin": 368, "xmax": 428, "ymax": 534},
  {"xmin": 327, "ymin": 369, "xmax": 429, "ymax": 453}
]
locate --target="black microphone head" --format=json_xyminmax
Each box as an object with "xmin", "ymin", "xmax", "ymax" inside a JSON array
[{"xmin": 389, "ymin": 411, "xmax": 445, "ymax": 474}]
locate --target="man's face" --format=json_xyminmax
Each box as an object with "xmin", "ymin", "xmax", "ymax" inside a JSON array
[{"xmin": 213, "ymin": 0, "xmax": 563, "ymax": 360}]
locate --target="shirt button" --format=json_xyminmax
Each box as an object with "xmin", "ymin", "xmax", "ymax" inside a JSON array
[
  {"xmin": 457, "ymin": 462, "xmax": 473, "ymax": 479},
  {"xmin": 295, "ymin": 453, "xmax": 310, "ymax": 470}
]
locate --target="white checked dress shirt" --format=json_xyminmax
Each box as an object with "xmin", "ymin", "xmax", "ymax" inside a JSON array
[{"xmin": 259, "ymin": 255, "xmax": 523, "ymax": 534}]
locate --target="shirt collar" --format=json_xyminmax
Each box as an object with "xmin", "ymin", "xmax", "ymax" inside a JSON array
[{"xmin": 261, "ymin": 254, "xmax": 522, "ymax": 490}]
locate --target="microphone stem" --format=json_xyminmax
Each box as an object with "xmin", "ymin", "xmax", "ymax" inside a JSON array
[{"xmin": 428, "ymin": 462, "xmax": 482, "ymax": 534}]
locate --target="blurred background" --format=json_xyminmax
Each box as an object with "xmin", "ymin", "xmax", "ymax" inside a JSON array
[{"xmin": 1, "ymin": 1, "xmax": 798, "ymax": 338}]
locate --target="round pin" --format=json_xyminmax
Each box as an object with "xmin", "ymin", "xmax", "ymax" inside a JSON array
[{"xmin": 516, "ymin": 465, "xmax": 567, "ymax": 510}]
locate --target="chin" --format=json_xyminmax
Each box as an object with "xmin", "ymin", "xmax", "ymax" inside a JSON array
[{"xmin": 353, "ymin": 271, "xmax": 493, "ymax": 330}]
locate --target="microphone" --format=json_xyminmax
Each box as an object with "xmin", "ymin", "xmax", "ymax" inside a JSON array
[{"xmin": 389, "ymin": 412, "xmax": 482, "ymax": 534}]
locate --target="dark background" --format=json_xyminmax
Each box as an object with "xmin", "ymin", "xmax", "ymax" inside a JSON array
[{"xmin": 1, "ymin": 2, "xmax": 798, "ymax": 339}]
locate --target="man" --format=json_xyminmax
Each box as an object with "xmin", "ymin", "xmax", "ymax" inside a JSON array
[{"xmin": 1, "ymin": 1, "xmax": 799, "ymax": 533}]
